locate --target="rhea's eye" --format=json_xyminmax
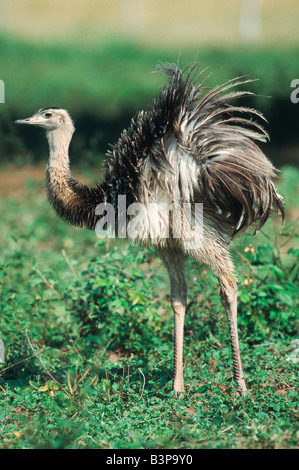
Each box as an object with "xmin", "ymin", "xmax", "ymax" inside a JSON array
[{"xmin": 45, "ymin": 112, "xmax": 52, "ymax": 118}]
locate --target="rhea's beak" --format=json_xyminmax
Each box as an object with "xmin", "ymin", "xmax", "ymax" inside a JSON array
[
  {"xmin": 15, "ymin": 115, "xmax": 45, "ymax": 126},
  {"xmin": 15, "ymin": 116, "xmax": 36, "ymax": 124}
]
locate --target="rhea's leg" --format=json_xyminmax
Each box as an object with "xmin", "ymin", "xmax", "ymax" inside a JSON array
[
  {"xmin": 201, "ymin": 242, "xmax": 247, "ymax": 397},
  {"xmin": 219, "ymin": 274, "xmax": 247, "ymax": 397},
  {"xmin": 159, "ymin": 249, "xmax": 187, "ymax": 394}
]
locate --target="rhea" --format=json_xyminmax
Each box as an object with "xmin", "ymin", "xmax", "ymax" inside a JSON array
[{"xmin": 15, "ymin": 63, "xmax": 284, "ymax": 396}]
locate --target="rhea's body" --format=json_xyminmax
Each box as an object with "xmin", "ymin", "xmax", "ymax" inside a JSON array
[{"xmin": 16, "ymin": 63, "xmax": 284, "ymax": 396}]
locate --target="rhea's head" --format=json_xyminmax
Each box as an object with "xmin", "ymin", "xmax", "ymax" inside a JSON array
[{"xmin": 15, "ymin": 107, "xmax": 75, "ymax": 134}]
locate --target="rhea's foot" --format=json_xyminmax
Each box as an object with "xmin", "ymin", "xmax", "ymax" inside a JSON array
[{"xmin": 236, "ymin": 379, "xmax": 247, "ymax": 397}]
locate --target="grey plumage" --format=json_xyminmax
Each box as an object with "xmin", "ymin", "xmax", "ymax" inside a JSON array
[
  {"xmin": 103, "ymin": 63, "xmax": 284, "ymax": 239},
  {"xmin": 15, "ymin": 61, "xmax": 284, "ymax": 397}
]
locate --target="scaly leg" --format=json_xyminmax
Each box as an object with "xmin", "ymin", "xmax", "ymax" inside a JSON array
[
  {"xmin": 159, "ymin": 249, "xmax": 187, "ymax": 394},
  {"xmin": 219, "ymin": 275, "xmax": 247, "ymax": 397}
]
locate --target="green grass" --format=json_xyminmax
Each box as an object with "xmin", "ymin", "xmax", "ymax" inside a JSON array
[{"xmin": 0, "ymin": 165, "xmax": 298, "ymax": 449}]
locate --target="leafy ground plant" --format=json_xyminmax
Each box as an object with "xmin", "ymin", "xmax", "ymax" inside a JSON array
[{"xmin": 0, "ymin": 165, "xmax": 298, "ymax": 449}]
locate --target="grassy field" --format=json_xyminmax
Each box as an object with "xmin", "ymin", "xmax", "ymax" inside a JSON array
[{"xmin": 0, "ymin": 163, "xmax": 298, "ymax": 449}]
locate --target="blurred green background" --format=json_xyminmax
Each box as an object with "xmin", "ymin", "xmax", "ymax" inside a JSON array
[{"xmin": 0, "ymin": 0, "xmax": 298, "ymax": 168}]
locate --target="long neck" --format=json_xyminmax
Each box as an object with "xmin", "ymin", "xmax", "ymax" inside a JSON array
[
  {"xmin": 46, "ymin": 127, "xmax": 103, "ymax": 230},
  {"xmin": 47, "ymin": 127, "xmax": 73, "ymax": 173}
]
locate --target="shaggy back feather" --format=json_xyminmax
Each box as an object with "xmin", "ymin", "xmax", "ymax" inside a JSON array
[{"xmin": 103, "ymin": 62, "xmax": 284, "ymax": 236}]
